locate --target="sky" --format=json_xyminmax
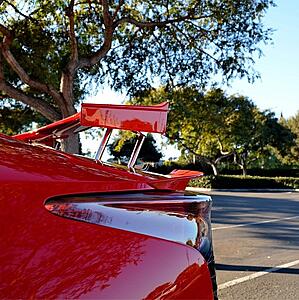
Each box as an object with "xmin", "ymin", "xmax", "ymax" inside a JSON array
[
  {"xmin": 86, "ymin": 0, "xmax": 299, "ymax": 119},
  {"xmin": 226, "ymin": 0, "xmax": 299, "ymax": 119}
]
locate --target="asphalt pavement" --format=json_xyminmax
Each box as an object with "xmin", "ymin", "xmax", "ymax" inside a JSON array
[{"xmin": 209, "ymin": 191, "xmax": 299, "ymax": 300}]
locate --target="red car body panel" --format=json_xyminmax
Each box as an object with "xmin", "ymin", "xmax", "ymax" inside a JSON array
[
  {"xmin": 1, "ymin": 194, "xmax": 212, "ymax": 299},
  {"xmin": 1, "ymin": 103, "xmax": 214, "ymax": 299},
  {"xmin": 4, "ymin": 133, "xmax": 202, "ymax": 192},
  {"xmin": 0, "ymin": 135, "xmax": 213, "ymax": 299}
]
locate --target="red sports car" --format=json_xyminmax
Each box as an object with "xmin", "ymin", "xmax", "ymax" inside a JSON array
[{"xmin": 0, "ymin": 103, "xmax": 217, "ymax": 299}]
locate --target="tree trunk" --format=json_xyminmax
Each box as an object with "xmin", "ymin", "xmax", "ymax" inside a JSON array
[
  {"xmin": 61, "ymin": 132, "xmax": 80, "ymax": 154},
  {"xmin": 193, "ymin": 154, "xmax": 196, "ymax": 164},
  {"xmin": 233, "ymin": 152, "xmax": 248, "ymax": 176},
  {"xmin": 211, "ymin": 163, "xmax": 218, "ymax": 176},
  {"xmin": 59, "ymin": 101, "xmax": 80, "ymax": 154},
  {"xmin": 241, "ymin": 164, "xmax": 247, "ymax": 176},
  {"xmin": 239, "ymin": 155, "xmax": 247, "ymax": 176}
]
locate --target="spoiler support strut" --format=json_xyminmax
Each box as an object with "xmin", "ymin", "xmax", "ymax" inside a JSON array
[
  {"xmin": 95, "ymin": 128, "xmax": 112, "ymax": 162},
  {"xmin": 127, "ymin": 133, "xmax": 146, "ymax": 170}
]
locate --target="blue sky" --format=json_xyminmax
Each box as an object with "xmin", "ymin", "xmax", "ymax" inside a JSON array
[
  {"xmin": 226, "ymin": 0, "xmax": 299, "ymax": 119},
  {"xmin": 88, "ymin": 0, "xmax": 299, "ymax": 119}
]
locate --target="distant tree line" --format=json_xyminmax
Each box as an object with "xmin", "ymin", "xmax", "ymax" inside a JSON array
[{"xmin": 125, "ymin": 87, "xmax": 298, "ymax": 175}]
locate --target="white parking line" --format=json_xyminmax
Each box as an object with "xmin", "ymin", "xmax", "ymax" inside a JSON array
[
  {"xmin": 212, "ymin": 215, "xmax": 299, "ymax": 231},
  {"xmin": 218, "ymin": 259, "xmax": 299, "ymax": 290}
]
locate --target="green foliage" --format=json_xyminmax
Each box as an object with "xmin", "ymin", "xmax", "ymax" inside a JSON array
[
  {"xmin": 1, "ymin": 0, "xmax": 275, "ymax": 115},
  {"xmin": 149, "ymin": 159, "xmax": 299, "ymax": 177},
  {"xmin": 0, "ymin": 0, "xmax": 277, "ymax": 153},
  {"xmin": 108, "ymin": 132, "xmax": 162, "ymax": 162},
  {"xmin": 189, "ymin": 175, "xmax": 299, "ymax": 189},
  {"xmin": 279, "ymin": 111, "xmax": 299, "ymax": 165},
  {"xmin": 220, "ymin": 167, "xmax": 299, "ymax": 177},
  {"xmin": 0, "ymin": 101, "xmax": 48, "ymax": 135},
  {"xmin": 130, "ymin": 87, "xmax": 295, "ymax": 175},
  {"xmin": 1, "ymin": 1, "xmax": 85, "ymax": 105},
  {"xmin": 231, "ymin": 108, "xmax": 295, "ymax": 173},
  {"xmin": 131, "ymin": 87, "xmax": 231, "ymax": 157}
]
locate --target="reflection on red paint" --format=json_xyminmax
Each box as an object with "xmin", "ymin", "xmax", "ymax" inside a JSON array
[
  {"xmin": 0, "ymin": 135, "xmax": 153, "ymax": 193},
  {"xmin": 0, "ymin": 184, "xmax": 212, "ymax": 299},
  {"xmin": 0, "ymin": 135, "xmax": 213, "ymax": 299},
  {"xmin": 145, "ymin": 263, "xmax": 212, "ymax": 299},
  {"xmin": 0, "ymin": 135, "xmax": 202, "ymax": 192}
]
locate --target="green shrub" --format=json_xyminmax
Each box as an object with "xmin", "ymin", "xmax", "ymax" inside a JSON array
[
  {"xmin": 219, "ymin": 168, "xmax": 299, "ymax": 177},
  {"xmin": 189, "ymin": 175, "xmax": 299, "ymax": 189}
]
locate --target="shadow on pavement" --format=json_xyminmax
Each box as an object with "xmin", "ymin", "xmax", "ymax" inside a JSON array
[
  {"xmin": 215, "ymin": 263, "xmax": 299, "ymax": 275},
  {"xmin": 210, "ymin": 193, "xmax": 299, "ymax": 246}
]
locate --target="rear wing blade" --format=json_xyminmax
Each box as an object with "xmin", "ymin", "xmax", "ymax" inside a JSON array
[
  {"xmin": 14, "ymin": 102, "xmax": 169, "ymax": 165},
  {"xmin": 14, "ymin": 102, "xmax": 169, "ymax": 144},
  {"xmin": 81, "ymin": 102, "xmax": 169, "ymax": 134}
]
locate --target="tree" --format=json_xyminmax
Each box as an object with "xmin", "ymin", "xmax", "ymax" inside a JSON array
[
  {"xmin": 0, "ymin": 0, "xmax": 274, "ymax": 152},
  {"xmin": 108, "ymin": 132, "xmax": 162, "ymax": 164},
  {"xmin": 130, "ymin": 87, "xmax": 294, "ymax": 175},
  {"xmin": 231, "ymin": 108, "xmax": 295, "ymax": 174},
  {"xmin": 130, "ymin": 87, "xmax": 236, "ymax": 175},
  {"xmin": 279, "ymin": 111, "xmax": 299, "ymax": 165},
  {"xmin": 0, "ymin": 100, "xmax": 48, "ymax": 135}
]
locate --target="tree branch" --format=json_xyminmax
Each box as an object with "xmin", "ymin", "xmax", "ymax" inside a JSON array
[
  {"xmin": 215, "ymin": 152, "xmax": 232, "ymax": 164},
  {"xmin": 233, "ymin": 151, "xmax": 248, "ymax": 169},
  {"xmin": 216, "ymin": 136, "xmax": 231, "ymax": 155},
  {"xmin": 112, "ymin": 0, "xmax": 124, "ymax": 20},
  {"xmin": 78, "ymin": 0, "xmax": 113, "ymax": 68},
  {"xmin": 66, "ymin": 0, "xmax": 78, "ymax": 72},
  {"xmin": 173, "ymin": 135, "xmax": 214, "ymax": 165},
  {"xmin": 77, "ymin": 8, "xmax": 212, "ymax": 70},
  {"xmin": 152, "ymin": 31, "xmax": 175, "ymax": 87},
  {"xmin": 114, "ymin": 13, "xmax": 212, "ymax": 29},
  {"xmin": 0, "ymin": 57, "xmax": 61, "ymax": 121},
  {"xmin": 102, "ymin": 0, "xmax": 112, "ymax": 24},
  {"xmin": 2, "ymin": 0, "xmax": 38, "ymax": 23},
  {"xmin": 0, "ymin": 24, "xmax": 11, "ymax": 37},
  {"xmin": 0, "ymin": 87, "xmax": 61, "ymax": 122},
  {"xmin": 172, "ymin": 23, "xmax": 219, "ymax": 63},
  {"xmin": 59, "ymin": 0, "xmax": 79, "ymax": 110},
  {"xmin": 0, "ymin": 30, "xmax": 65, "ymax": 109}
]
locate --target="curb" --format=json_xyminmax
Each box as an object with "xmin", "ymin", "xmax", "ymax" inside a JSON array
[{"xmin": 186, "ymin": 187, "xmax": 299, "ymax": 193}]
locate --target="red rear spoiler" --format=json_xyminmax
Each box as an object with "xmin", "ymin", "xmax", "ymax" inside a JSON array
[
  {"xmin": 13, "ymin": 102, "xmax": 203, "ymax": 190},
  {"xmin": 14, "ymin": 102, "xmax": 169, "ymax": 144},
  {"xmin": 81, "ymin": 102, "xmax": 169, "ymax": 133}
]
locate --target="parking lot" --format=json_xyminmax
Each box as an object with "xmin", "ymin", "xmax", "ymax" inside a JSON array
[{"xmin": 210, "ymin": 191, "xmax": 299, "ymax": 300}]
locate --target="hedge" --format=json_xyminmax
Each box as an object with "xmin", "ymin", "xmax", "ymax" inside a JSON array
[
  {"xmin": 219, "ymin": 168, "xmax": 299, "ymax": 177},
  {"xmin": 189, "ymin": 175, "xmax": 299, "ymax": 189},
  {"xmin": 150, "ymin": 162, "xmax": 299, "ymax": 178}
]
